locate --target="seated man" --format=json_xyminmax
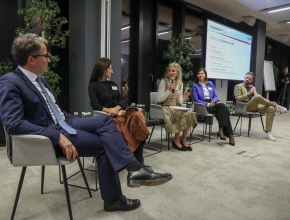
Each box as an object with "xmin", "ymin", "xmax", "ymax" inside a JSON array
[
  {"xmin": 234, "ymin": 72, "xmax": 287, "ymax": 141},
  {"xmin": 0, "ymin": 33, "xmax": 172, "ymax": 212}
]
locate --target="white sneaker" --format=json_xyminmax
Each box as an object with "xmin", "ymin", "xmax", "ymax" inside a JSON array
[
  {"xmin": 264, "ymin": 131, "xmax": 276, "ymax": 141},
  {"xmin": 275, "ymin": 104, "xmax": 287, "ymax": 113}
]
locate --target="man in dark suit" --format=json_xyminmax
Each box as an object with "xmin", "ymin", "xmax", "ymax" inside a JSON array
[{"xmin": 0, "ymin": 33, "xmax": 172, "ymax": 212}]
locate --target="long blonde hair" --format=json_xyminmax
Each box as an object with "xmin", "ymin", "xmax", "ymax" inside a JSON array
[{"xmin": 164, "ymin": 62, "xmax": 183, "ymax": 86}]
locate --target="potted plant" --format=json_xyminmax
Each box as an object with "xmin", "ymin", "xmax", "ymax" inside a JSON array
[
  {"xmin": 163, "ymin": 33, "xmax": 195, "ymax": 89},
  {"xmin": 0, "ymin": 0, "xmax": 68, "ymax": 143},
  {"xmin": 0, "ymin": 0, "xmax": 69, "ymax": 94}
]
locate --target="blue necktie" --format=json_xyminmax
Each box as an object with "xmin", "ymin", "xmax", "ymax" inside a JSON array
[{"xmin": 37, "ymin": 77, "xmax": 77, "ymax": 135}]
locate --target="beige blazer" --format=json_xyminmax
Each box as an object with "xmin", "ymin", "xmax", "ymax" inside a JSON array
[{"xmin": 234, "ymin": 83, "xmax": 258, "ymax": 103}]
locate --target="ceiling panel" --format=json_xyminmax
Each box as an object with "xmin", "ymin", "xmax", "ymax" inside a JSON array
[
  {"xmin": 235, "ymin": 0, "xmax": 290, "ymax": 11},
  {"xmin": 185, "ymin": 0, "xmax": 290, "ymax": 46}
]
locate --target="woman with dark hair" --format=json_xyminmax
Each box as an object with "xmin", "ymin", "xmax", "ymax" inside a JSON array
[
  {"xmin": 88, "ymin": 58, "xmax": 150, "ymax": 163},
  {"xmin": 157, "ymin": 62, "xmax": 197, "ymax": 151},
  {"xmin": 192, "ymin": 68, "xmax": 235, "ymax": 146}
]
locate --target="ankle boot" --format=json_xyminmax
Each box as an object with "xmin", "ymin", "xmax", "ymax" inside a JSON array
[{"xmin": 133, "ymin": 144, "xmax": 144, "ymax": 164}]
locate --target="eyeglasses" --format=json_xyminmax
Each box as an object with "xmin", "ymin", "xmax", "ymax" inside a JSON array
[{"xmin": 32, "ymin": 54, "xmax": 50, "ymax": 59}]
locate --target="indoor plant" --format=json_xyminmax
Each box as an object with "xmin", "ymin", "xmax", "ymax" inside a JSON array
[
  {"xmin": 163, "ymin": 33, "xmax": 195, "ymax": 88},
  {"xmin": 0, "ymin": 0, "xmax": 69, "ymax": 94}
]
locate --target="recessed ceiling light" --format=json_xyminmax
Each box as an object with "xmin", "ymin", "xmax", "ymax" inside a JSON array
[
  {"xmin": 121, "ymin": 40, "xmax": 130, "ymax": 43},
  {"xmin": 121, "ymin": 25, "xmax": 130, "ymax": 30},
  {"xmin": 158, "ymin": 31, "xmax": 169, "ymax": 35},
  {"xmin": 268, "ymin": 7, "xmax": 290, "ymax": 13}
]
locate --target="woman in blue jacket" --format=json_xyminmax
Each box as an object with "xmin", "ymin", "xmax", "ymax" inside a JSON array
[{"xmin": 192, "ymin": 68, "xmax": 235, "ymax": 146}]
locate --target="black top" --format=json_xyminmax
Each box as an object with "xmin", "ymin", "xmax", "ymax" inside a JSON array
[
  {"xmin": 278, "ymin": 72, "xmax": 290, "ymax": 88},
  {"xmin": 88, "ymin": 80, "xmax": 126, "ymax": 111},
  {"xmin": 246, "ymin": 86, "xmax": 254, "ymax": 100}
]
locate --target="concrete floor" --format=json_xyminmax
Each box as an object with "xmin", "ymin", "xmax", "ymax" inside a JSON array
[{"xmin": 0, "ymin": 113, "xmax": 290, "ymax": 220}]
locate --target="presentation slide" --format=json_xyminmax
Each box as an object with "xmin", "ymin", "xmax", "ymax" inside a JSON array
[{"xmin": 205, "ymin": 19, "xmax": 252, "ymax": 80}]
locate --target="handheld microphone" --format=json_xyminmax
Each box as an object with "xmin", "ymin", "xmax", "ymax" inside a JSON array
[
  {"xmin": 171, "ymin": 77, "xmax": 175, "ymax": 93},
  {"xmin": 125, "ymin": 103, "xmax": 136, "ymax": 112}
]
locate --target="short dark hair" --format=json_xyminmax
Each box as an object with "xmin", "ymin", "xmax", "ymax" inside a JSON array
[
  {"xmin": 283, "ymin": 66, "xmax": 288, "ymax": 70},
  {"xmin": 245, "ymin": 72, "xmax": 254, "ymax": 79},
  {"xmin": 89, "ymin": 58, "xmax": 111, "ymax": 83},
  {"xmin": 11, "ymin": 33, "xmax": 48, "ymax": 66},
  {"xmin": 193, "ymin": 67, "xmax": 208, "ymax": 83}
]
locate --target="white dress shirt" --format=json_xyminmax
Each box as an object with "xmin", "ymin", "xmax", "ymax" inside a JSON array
[{"xmin": 19, "ymin": 66, "xmax": 65, "ymax": 124}]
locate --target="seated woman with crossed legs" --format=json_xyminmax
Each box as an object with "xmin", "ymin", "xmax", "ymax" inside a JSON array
[
  {"xmin": 88, "ymin": 58, "xmax": 150, "ymax": 163},
  {"xmin": 192, "ymin": 68, "xmax": 235, "ymax": 146},
  {"xmin": 157, "ymin": 62, "xmax": 197, "ymax": 151}
]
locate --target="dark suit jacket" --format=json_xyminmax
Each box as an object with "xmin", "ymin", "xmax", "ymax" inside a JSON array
[
  {"xmin": 0, "ymin": 67, "xmax": 74, "ymax": 147},
  {"xmin": 192, "ymin": 81, "xmax": 219, "ymax": 107}
]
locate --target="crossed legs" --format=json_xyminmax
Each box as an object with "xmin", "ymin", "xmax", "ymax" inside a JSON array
[
  {"xmin": 246, "ymin": 95, "xmax": 275, "ymax": 132},
  {"xmin": 60, "ymin": 115, "xmax": 136, "ymax": 201}
]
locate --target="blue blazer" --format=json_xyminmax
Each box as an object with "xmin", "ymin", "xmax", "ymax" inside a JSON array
[
  {"xmin": 192, "ymin": 81, "xmax": 219, "ymax": 107},
  {"xmin": 0, "ymin": 67, "xmax": 74, "ymax": 147}
]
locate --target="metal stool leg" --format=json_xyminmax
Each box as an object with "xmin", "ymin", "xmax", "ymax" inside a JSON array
[
  {"xmin": 11, "ymin": 166, "xmax": 27, "ymax": 220},
  {"xmin": 148, "ymin": 126, "xmax": 155, "ymax": 144},
  {"xmin": 77, "ymin": 158, "xmax": 92, "ymax": 197},
  {"xmin": 233, "ymin": 115, "xmax": 241, "ymax": 132},
  {"xmin": 41, "ymin": 166, "xmax": 45, "ymax": 194},
  {"xmin": 260, "ymin": 115, "xmax": 265, "ymax": 131},
  {"xmin": 248, "ymin": 115, "xmax": 252, "ymax": 137},
  {"xmin": 61, "ymin": 165, "xmax": 73, "ymax": 220}
]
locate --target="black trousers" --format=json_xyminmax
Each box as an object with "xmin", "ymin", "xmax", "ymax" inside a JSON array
[
  {"xmin": 277, "ymin": 85, "xmax": 290, "ymax": 110},
  {"xmin": 206, "ymin": 103, "xmax": 233, "ymax": 136}
]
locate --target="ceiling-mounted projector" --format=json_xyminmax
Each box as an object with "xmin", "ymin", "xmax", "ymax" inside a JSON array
[{"xmin": 243, "ymin": 16, "xmax": 256, "ymax": 26}]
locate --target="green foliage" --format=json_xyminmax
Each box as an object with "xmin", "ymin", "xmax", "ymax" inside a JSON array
[
  {"xmin": 41, "ymin": 53, "xmax": 61, "ymax": 94},
  {"xmin": 273, "ymin": 64, "xmax": 279, "ymax": 84},
  {"xmin": 3, "ymin": 0, "xmax": 69, "ymax": 94},
  {"xmin": 16, "ymin": 0, "xmax": 69, "ymax": 48},
  {"xmin": 42, "ymin": 69, "xmax": 61, "ymax": 94},
  {"xmin": 0, "ymin": 60, "xmax": 14, "ymax": 77},
  {"xmin": 163, "ymin": 33, "xmax": 195, "ymax": 88}
]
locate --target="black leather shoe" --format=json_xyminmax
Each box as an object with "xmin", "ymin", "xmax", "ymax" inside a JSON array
[
  {"xmin": 127, "ymin": 166, "xmax": 173, "ymax": 188},
  {"xmin": 180, "ymin": 141, "xmax": 192, "ymax": 151},
  {"xmin": 104, "ymin": 195, "xmax": 141, "ymax": 212},
  {"xmin": 172, "ymin": 141, "xmax": 186, "ymax": 151}
]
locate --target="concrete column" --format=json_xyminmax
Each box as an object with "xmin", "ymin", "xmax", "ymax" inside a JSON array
[{"xmin": 69, "ymin": 0, "xmax": 121, "ymax": 113}]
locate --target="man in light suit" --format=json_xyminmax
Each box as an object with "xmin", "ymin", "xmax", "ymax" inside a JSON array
[
  {"xmin": 0, "ymin": 33, "xmax": 172, "ymax": 212},
  {"xmin": 234, "ymin": 72, "xmax": 287, "ymax": 141}
]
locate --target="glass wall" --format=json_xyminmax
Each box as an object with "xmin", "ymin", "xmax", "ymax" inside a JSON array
[
  {"xmin": 265, "ymin": 37, "xmax": 290, "ymax": 100},
  {"xmin": 121, "ymin": 0, "xmax": 130, "ymax": 89},
  {"xmin": 156, "ymin": 4, "xmax": 173, "ymax": 90},
  {"xmin": 184, "ymin": 12, "xmax": 204, "ymax": 77}
]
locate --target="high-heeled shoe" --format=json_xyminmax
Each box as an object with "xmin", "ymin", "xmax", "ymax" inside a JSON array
[
  {"xmin": 217, "ymin": 132, "xmax": 226, "ymax": 140},
  {"xmin": 172, "ymin": 141, "xmax": 186, "ymax": 151},
  {"xmin": 180, "ymin": 141, "xmax": 192, "ymax": 151},
  {"xmin": 229, "ymin": 135, "xmax": 235, "ymax": 146}
]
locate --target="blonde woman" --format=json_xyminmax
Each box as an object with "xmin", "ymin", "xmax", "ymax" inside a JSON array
[{"xmin": 157, "ymin": 63, "xmax": 197, "ymax": 151}]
